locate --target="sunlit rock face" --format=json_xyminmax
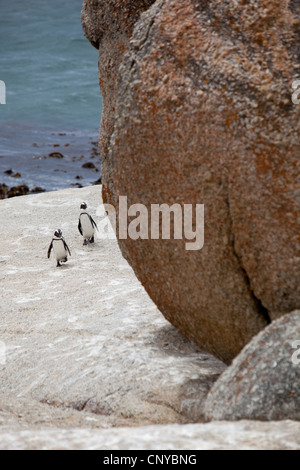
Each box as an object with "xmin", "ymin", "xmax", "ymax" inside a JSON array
[{"xmin": 82, "ymin": 0, "xmax": 300, "ymax": 363}]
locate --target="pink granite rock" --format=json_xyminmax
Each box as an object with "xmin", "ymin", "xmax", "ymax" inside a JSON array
[{"xmin": 82, "ymin": 0, "xmax": 300, "ymax": 363}]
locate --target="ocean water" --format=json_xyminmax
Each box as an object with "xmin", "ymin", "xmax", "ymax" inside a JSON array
[{"xmin": 0, "ymin": 0, "xmax": 102, "ymax": 192}]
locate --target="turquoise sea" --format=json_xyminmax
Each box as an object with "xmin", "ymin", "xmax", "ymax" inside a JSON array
[{"xmin": 0, "ymin": 0, "xmax": 102, "ymax": 191}]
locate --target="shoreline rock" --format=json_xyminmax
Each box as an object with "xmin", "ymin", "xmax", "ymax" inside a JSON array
[
  {"xmin": 1, "ymin": 131, "xmax": 101, "ymax": 194},
  {"xmin": 0, "ymin": 183, "xmax": 46, "ymax": 200}
]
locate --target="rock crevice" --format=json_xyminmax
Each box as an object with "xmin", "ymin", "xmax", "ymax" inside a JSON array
[{"xmin": 225, "ymin": 183, "xmax": 271, "ymax": 326}]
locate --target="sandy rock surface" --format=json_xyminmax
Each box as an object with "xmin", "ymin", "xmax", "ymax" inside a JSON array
[
  {"xmin": 0, "ymin": 185, "xmax": 225, "ymax": 429},
  {"xmin": 0, "ymin": 186, "xmax": 299, "ymax": 449},
  {"xmin": 0, "ymin": 420, "xmax": 299, "ymax": 450}
]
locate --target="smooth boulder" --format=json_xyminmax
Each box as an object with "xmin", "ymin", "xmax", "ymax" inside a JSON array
[{"xmin": 204, "ymin": 311, "xmax": 300, "ymax": 422}]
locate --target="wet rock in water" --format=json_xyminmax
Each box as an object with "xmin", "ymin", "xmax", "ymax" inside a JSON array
[
  {"xmin": 0, "ymin": 184, "xmax": 8, "ymax": 199},
  {"xmin": 4, "ymin": 170, "xmax": 22, "ymax": 178},
  {"xmin": 48, "ymin": 152, "xmax": 64, "ymax": 159},
  {"xmin": 75, "ymin": 175, "xmax": 83, "ymax": 180},
  {"xmin": 33, "ymin": 155, "xmax": 47, "ymax": 160},
  {"xmin": 30, "ymin": 187, "xmax": 46, "ymax": 194},
  {"xmin": 82, "ymin": 0, "xmax": 300, "ymax": 363},
  {"xmin": 7, "ymin": 185, "xmax": 30, "ymax": 198},
  {"xmin": 82, "ymin": 162, "xmax": 98, "ymax": 172},
  {"xmin": 93, "ymin": 177, "xmax": 102, "ymax": 185},
  {"xmin": 204, "ymin": 311, "xmax": 300, "ymax": 422}
]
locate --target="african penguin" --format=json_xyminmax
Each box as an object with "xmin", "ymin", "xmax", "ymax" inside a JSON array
[
  {"xmin": 78, "ymin": 202, "xmax": 98, "ymax": 246},
  {"xmin": 47, "ymin": 229, "xmax": 71, "ymax": 267}
]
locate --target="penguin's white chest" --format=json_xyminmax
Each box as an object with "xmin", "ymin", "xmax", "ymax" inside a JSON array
[
  {"xmin": 80, "ymin": 214, "xmax": 94, "ymax": 238},
  {"xmin": 53, "ymin": 239, "xmax": 67, "ymax": 261}
]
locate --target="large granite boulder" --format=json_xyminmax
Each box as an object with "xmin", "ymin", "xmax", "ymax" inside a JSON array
[
  {"xmin": 204, "ymin": 311, "xmax": 300, "ymax": 422},
  {"xmin": 82, "ymin": 0, "xmax": 300, "ymax": 363}
]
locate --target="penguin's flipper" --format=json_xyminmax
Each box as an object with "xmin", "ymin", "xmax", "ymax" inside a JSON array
[
  {"xmin": 89, "ymin": 215, "xmax": 98, "ymax": 231},
  {"xmin": 78, "ymin": 219, "xmax": 83, "ymax": 236},
  {"xmin": 63, "ymin": 239, "xmax": 71, "ymax": 257},
  {"xmin": 47, "ymin": 240, "xmax": 53, "ymax": 259}
]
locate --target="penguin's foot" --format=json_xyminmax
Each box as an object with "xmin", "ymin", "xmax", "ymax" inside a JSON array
[
  {"xmin": 83, "ymin": 239, "xmax": 88, "ymax": 246},
  {"xmin": 90, "ymin": 236, "xmax": 95, "ymax": 244},
  {"xmin": 63, "ymin": 257, "xmax": 68, "ymax": 263},
  {"xmin": 56, "ymin": 262, "xmax": 62, "ymax": 268}
]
